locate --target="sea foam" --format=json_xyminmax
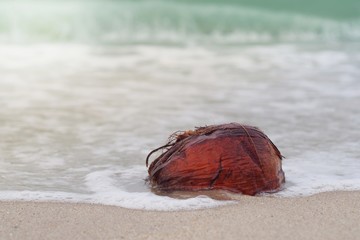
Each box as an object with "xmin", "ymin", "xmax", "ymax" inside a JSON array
[
  {"xmin": 0, "ymin": 43, "xmax": 359, "ymax": 210},
  {"xmin": 0, "ymin": 157, "xmax": 359, "ymax": 211},
  {"xmin": 0, "ymin": 166, "xmax": 232, "ymax": 211}
]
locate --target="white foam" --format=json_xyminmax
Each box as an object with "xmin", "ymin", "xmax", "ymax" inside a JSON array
[
  {"xmin": 276, "ymin": 151, "xmax": 360, "ymax": 197},
  {"xmin": 1, "ymin": 157, "xmax": 359, "ymax": 210},
  {"xmin": 0, "ymin": 166, "xmax": 232, "ymax": 211},
  {"xmin": 0, "ymin": 43, "xmax": 359, "ymax": 210}
]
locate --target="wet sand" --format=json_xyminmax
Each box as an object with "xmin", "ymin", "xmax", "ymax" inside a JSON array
[{"xmin": 1, "ymin": 191, "xmax": 359, "ymax": 240}]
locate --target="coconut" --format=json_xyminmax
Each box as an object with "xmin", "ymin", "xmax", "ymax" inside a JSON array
[{"xmin": 146, "ymin": 123, "xmax": 285, "ymax": 195}]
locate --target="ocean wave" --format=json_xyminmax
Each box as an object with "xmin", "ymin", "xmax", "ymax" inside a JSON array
[{"xmin": 0, "ymin": 0, "xmax": 359, "ymax": 44}]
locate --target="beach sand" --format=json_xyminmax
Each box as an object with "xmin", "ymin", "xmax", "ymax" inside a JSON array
[{"xmin": 1, "ymin": 191, "xmax": 359, "ymax": 240}]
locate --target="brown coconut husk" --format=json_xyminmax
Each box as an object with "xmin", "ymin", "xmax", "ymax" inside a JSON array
[{"xmin": 146, "ymin": 123, "xmax": 285, "ymax": 196}]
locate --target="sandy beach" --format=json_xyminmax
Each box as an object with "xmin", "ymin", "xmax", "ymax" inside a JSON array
[{"xmin": 1, "ymin": 191, "xmax": 359, "ymax": 240}]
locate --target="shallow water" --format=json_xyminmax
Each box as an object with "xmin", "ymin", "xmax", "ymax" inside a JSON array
[
  {"xmin": 0, "ymin": 0, "xmax": 360, "ymax": 210},
  {"xmin": 1, "ymin": 43, "xmax": 359, "ymax": 210}
]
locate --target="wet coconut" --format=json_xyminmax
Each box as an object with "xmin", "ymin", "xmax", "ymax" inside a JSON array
[{"xmin": 146, "ymin": 123, "xmax": 285, "ymax": 196}]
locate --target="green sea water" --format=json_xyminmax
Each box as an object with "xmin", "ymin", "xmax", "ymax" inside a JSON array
[{"xmin": 0, "ymin": 0, "xmax": 359, "ymax": 44}]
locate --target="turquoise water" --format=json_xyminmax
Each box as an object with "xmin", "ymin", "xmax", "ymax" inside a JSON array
[
  {"xmin": 0, "ymin": 0, "xmax": 359, "ymax": 44},
  {"xmin": 0, "ymin": 0, "xmax": 359, "ymax": 210}
]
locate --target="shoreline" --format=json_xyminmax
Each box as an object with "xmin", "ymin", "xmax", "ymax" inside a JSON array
[{"xmin": 1, "ymin": 191, "xmax": 359, "ymax": 240}]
